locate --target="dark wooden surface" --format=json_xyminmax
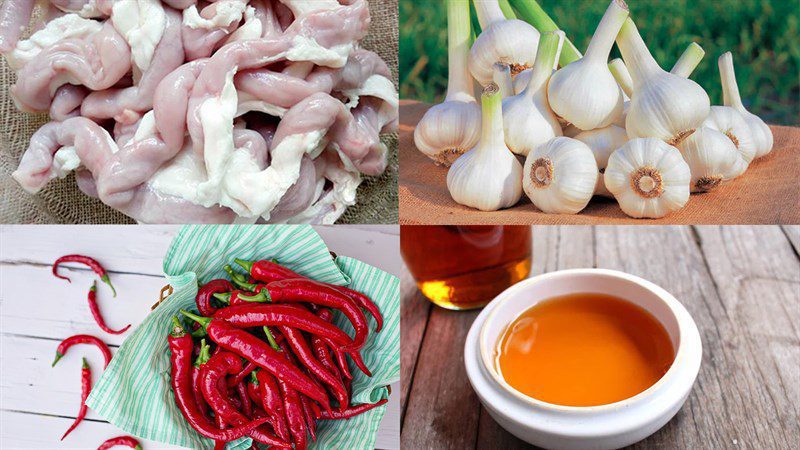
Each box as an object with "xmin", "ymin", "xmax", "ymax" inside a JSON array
[{"xmin": 400, "ymin": 226, "xmax": 800, "ymax": 449}]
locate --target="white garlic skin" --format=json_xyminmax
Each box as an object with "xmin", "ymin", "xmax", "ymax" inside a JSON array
[
  {"xmin": 502, "ymin": 90, "xmax": 562, "ymax": 157},
  {"xmin": 574, "ymin": 125, "xmax": 628, "ymax": 197},
  {"xmin": 447, "ymin": 144, "xmax": 523, "ymax": 211},
  {"xmin": 548, "ymin": 60, "xmax": 624, "ymax": 130},
  {"xmin": 613, "ymin": 101, "xmax": 630, "ymax": 128},
  {"xmin": 468, "ymin": 20, "xmax": 540, "ymax": 87},
  {"xmin": 701, "ymin": 105, "xmax": 756, "ymax": 177},
  {"xmin": 675, "ymin": 127, "xmax": 739, "ymax": 191},
  {"xmin": 625, "ymin": 72, "xmax": 711, "ymax": 144},
  {"xmin": 522, "ymin": 137, "xmax": 597, "ymax": 214},
  {"xmin": 413, "ymin": 100, "xmax": 481, "ymax": 166},
  {"xmin": 604, "ymin": 138, "xmax": 690, "ymax": 219},
  {"xmin": 739, "ymin": 109, "xmax": 773, "ymax": 158}
]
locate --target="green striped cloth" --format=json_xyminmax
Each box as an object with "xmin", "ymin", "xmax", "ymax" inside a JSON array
[{"xmin": 86, "ymin": 225, "xmax": 400, "ymax": 449}]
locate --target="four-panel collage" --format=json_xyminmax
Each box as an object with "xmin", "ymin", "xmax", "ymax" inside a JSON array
[{"xmin": 0, "ymin": 1, "xmax": 797, "ymax": 449}]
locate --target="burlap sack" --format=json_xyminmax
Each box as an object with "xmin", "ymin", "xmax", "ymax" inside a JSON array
[
  {"xmin": 0, "ymin": 0, "xmax": 398, "ymax": 224},
  {"xmin": 400, "ymin": 101, "xmax": 800, "ymax": 225}
]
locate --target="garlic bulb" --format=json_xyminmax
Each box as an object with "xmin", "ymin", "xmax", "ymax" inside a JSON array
[
  {"xmin": 511, "ymin": 35, "xmax": 565, "ymax": 94},
  {"xmin": 616, "ymin": 18, "xmax": 710, "ymax": 145},
  {"xmin": 608, "ymin": 58, "xmax": 633, "ymax": 128},
  {"xmin": 604, "ymin": 138, "xmax": 690, "ymax": 218},
  {"xmin": 492, "ymin": 63, "xmax": 514, "ymax": 97},
  {"xmin": 701, "ymin": 105, "xmax": 756, "ymax": 177},
  {"xmin": 414, "ymin": 0, "xmax": 481, "ymax": 166},
  {"xmin": 522, "ymin": 137, "xmax": 597, "ymax": 214},
  {"xmin": 609, "ymin": 43, "xmax": 704, "ymax": 129},
  {"xmin": 719, "ymin": 52, "xmax": 774, "ymax": 158},
  {"xmin": 547, "ymin": 0, "xmax": 628, "ymax": 130},
  {"xmin": 574, "ymin": 125, "xmax": 628, "ymax": 197},
  {"xmin": 447, "ymin": 83, "xmax": 522, "ymax": 211},
  {"xmin": 670, "ymin": 42, "xmax": 705, "ymax": 78},
  {"xmin": 675, "ymin": 127, "xmax": 740, "ymax": 192},
  {"xmin": 501, "ymin": 31, "xmax": 564, "ymax": 156},
  {"xmin": 468, "ymin": 1, "xmax": 540, "ymax": 86}
]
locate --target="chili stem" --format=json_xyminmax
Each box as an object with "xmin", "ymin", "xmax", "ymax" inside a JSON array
[
  {"xmin": 263, "ymin": 326, "xmax": 279, "ymax": 351},
  {"xmin": 180, "ymin": 309, "xmax": 211, "ymax": 329}
]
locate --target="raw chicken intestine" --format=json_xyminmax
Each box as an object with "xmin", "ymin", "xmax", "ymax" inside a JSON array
[{"xmin": 3, "ymin": 0, "xmax": 397, "ymax": 223}]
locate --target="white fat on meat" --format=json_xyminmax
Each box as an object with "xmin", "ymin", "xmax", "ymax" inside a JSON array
[
  {"xmin": 183, "ymin": 1, "xmax": 248, "ymax": 29},
  {"xmin": 148, "ymin": 143, "xmax": 209, "ymax": 203},
  {"xmin": 285, "ymin": 157, "xmax": 361, "ymax": 224},
  {"xmin": 111, "ymin": 0, "xmax": 167, "ymax": 72},
  {"xmin": 286, "ymin": 35, "xmax": 352, "ymax": 68},
  {"xmin": 7, "ymin": 14, "xmax": 102, "ymax": 70},
  {"xmin": 51, "ymin": 147, "xmax": 81, "ymax": 179},
  {"xmin": 236, "ymin": 91, "xmax": 287, "ymax": 118},
  {"xmin": 341, "ymin": 74, "xmax": 399, "ymax": 110},
  {"xmin": 223, "ymin": 6, "xmax": 262, "ymax": 45}
]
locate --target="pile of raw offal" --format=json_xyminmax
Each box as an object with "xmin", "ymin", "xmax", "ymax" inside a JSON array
[{"xmin": 1, "ymin": 0, "xmax": 398, "ymax": 223}]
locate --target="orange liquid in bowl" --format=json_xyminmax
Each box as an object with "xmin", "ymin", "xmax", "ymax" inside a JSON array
[{"xmin": 495, "ymin": 293, "xmax": 675, "ymax": 407}]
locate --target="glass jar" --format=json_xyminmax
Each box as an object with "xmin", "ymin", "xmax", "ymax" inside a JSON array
[{"xmin": 401, "ymin": 226, "xmax": 532, "ymax": 310}]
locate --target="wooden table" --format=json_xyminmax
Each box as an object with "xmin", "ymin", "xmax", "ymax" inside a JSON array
[
  {"xmin": 0, "ymin": 225, "xmax": 400, "ymax": 450},
  {"xmin": 401, "ymin": 225, "xmax": 800, "ymax": 449}
]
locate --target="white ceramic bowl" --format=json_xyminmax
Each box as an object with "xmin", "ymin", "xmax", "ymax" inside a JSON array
[{"xmin": 464, "ymin": 269, "xmax": 702, "ymax": 450}]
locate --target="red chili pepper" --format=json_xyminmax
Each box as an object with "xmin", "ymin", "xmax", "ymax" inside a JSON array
[
  {"xmin": 212, "ymin": 304, "xmax": 355, "ymax": 348},
  {"xmin": 168, "ymin": 317, "xmax": 269, "ymax": 441},
  {"xmin": 237, "ymin": 379, "xmax": 252, "ymax": 418},
  {"xmin": 279, "ymin": 325, "xmax": 348, "ymax": 411},
  {"xmin": 300, "ymin": 395, "xmax": 318, "ymax": 442},
  {"xmin": 263, "ymin": 279, "xmax": 369, "ymax": 352},
  {"xmin": 246, "ymin": 373, "xmax": 262, "ymax": 407},
  {"xmin": 53, "ymin": 254, "xmax": 116, "ymax": 297},
  {"xmin": 312, "ymin": 334, "xmax": 342, "ymax": 382},
  {"xmin": 314, "ymin": 308, "xmax": 372, "ymax": 377},
  {"xmin": 60, "ymin": 358, "xmax": 91, "ymax": 440},
  {"xmin": 256, "ymin": 370, "xmax": 290, "ymax": 442},
  {"xmin": 213, "ymin": 290, "xmax": 269, "ymax": 306},
  {"xmin": 275, "ymin": 355, "xmax": 307, "ymax": 449},
  {"xmin": 235, "ymin": 259, "xmax": 384, "ymax": 332},
  {"xmin": 226, "ymin": 360, "xmax": 257, "ymax": 388},
  {"xmin": 87, "ymin": 282, "xmax": 131, "ymax": 335},
  {"xmin": 195, "ymin": 279, "xmax": 234, "ymax": 317},
  {"xmin": 192, "ymin": 339, "xmax": 211, "ymax": 414},
  {"xmin": 181, "ymin": 310, "xmax": 331, "ymax": 411},
  {"xmin": 52, "ymin": 334, "xmax": 112, "ymax": 368},
  {"xmin": 97, "ymin": 435, "xmax": 142, "ymax": 450},
  {"xmin": 319, "ymin": 398, "xmax": 389, "ymax": 420},
  {"xmin": 199, "ymin": 352, "xmax": 289, "ymax": 447}
]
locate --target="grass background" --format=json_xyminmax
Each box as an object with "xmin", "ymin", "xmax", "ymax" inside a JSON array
[{"xmin": 400, "ymin": 0, "xmax": 799, "ymax": 125}]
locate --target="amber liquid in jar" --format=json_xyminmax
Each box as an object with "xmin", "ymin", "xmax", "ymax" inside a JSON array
[{"xmin": 400, "ymin": 226, "xmax": 532, "ymax": 310}]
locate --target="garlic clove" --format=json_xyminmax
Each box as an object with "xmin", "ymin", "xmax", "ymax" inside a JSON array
[
  {"xmin": 604, "ymin": 138, "xmax": 690, "ymax": 219},
  {"xmin": 675, "ymin": 127, "xmax": 740, "ymax": 191},
  {"xmin": 718, "ymin": 52, "xmax": 774, "ymax": 158},
  {"xmin": 547, "ymin": 0, "xmax": 628, "ymax": 131},
  {"xmin": 522, "ymin": 136, "xmax": 598, "ymax": 214},
  {"xmin": 574, "ymin": 125, "xmax": 628, "ymax": 197},
  {"xmin": 701, "ymin": 105, "xmax": 756, "ymax": 177},
  {"xmin": 468, "ymin": 18, "xmax": 540, "ymax": 86},
  {"xmin": 493, "ymin": 63, "xmax": 514, "ymax": 98},
  {"xmin": 414, "ymin": 100, "xmax": 482, "ymax": 165},
  {"xmin": 414, "ymin": 0, "xmax": 481, "ymax": 166},
  {"xmin": 501, "ymin": 31, "xmax": 564, "ymax": 156},
  {"xmin": 616, "ymin": 18, "xmax": 710, "ymax": 145},
  {"xmin": 447, "ymin": 83, "xmax": 523, "ymax": 211}
]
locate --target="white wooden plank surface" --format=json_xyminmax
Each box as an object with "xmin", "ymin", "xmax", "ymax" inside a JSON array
[{"xmin": 0, "ymin": 225, "xmax": 400, "ymax": 450}]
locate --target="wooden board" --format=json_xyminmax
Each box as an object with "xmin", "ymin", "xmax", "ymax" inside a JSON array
[
  {"xmin": 400, "ymin": 225, "xmax": 800, "ymax": 449},
  {"xmin": 0, "ymin": 225, "xmax": 400, "ymax": 450}
]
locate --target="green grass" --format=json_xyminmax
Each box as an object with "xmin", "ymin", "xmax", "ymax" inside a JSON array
[{"xmin": 400, "ymin": 0, "xmax": 799, "ymax": 125}]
